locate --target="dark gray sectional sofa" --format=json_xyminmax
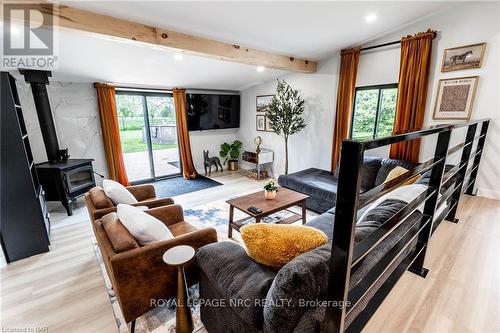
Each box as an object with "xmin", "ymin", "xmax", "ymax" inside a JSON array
[
  {"xmin": 195, "ymin": 157, "xmax": 441, "ymax": 332},
  {"xmin": 197, "ymin": 199, "xmax": 422, "ymax": 333},
  {"xmin": 278, "ymin": 156, "xmax": 417, "ymax": 213}
]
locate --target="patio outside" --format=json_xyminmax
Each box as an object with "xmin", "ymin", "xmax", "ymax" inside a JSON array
[{"xmin": 122, "ymin": 147, "xmax": 181, "ymax": 181}]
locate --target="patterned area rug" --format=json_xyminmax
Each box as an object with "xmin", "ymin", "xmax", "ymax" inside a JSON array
[
  {"xmin": 92, "ymin": 197, "xmax": 318, "ymax": 332},
  {"xmin": 184, "ymin": 197, "xmax": 318, "ymax": 243}
]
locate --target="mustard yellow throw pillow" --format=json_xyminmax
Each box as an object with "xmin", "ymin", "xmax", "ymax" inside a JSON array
[
  {"xmin": 384, "ymin": 166, "xmax": 420, "ymax": 186},
  {"xmin": 240, "ymin": 223, "xmax": 328, "ymax": 269}
]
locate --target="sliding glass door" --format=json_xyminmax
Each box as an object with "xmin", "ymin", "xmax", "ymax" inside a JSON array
[
  {"xmin": 146, "ymin": 95, "xmax": 180, "ymax": 179},
  {"xmin": 116, "ymin": 90, "xmax": 181, "ymax": 183}
]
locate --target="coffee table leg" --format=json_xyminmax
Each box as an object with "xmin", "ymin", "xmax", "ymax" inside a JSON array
[
  {"xmin": 255, "ymin": 216, "xmax": 261, "ymax": 224},
  {"xmin": 228, "ymin": 205, "xmax": 234, "ymax": 238},
  {"xmin": 301, "ymin": 200, "xmax": 306, "ymax": 224}
]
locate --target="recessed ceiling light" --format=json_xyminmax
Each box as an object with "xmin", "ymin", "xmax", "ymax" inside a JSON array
[
  {"xmin": 256, "ymin": 66, "xmax": 265, "ymax": 73},
  {"xmin": 365, "ymin": 13, "xmax": 377, "ymax": 23},
  {"xmin": 174, "ymin": 53, "xmax": 184, "ymax": 60}
]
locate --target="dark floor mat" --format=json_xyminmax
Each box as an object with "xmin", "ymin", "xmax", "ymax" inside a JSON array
[{"xmin": 152, "ymin": 175, "xmax": 223, "ymax": 198}]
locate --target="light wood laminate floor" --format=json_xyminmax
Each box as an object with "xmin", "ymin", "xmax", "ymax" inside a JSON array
[
  {"xmin": 364, "ymin": 194, "xmax": 500, "ymax": 332},
  {"xmin": 1, "ymin": 171, "xmax": 498, "ymax": 333}
]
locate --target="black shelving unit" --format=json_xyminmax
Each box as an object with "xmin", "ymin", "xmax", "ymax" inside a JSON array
[{"xmin": 1, "ymin": 72, "xmax": 50, "ymax": 263}]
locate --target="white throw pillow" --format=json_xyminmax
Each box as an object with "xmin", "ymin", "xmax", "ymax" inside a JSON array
[
  {"xmin": 117, "ymin": 204, "xmax": 173, "ymax": 245},
  {"xmin": 103, "ymin": 179, "xmax": 138, "ymax": 205}
]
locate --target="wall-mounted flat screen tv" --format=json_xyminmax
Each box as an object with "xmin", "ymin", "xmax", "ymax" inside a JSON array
[{"xmin": 186, "ymin": 93, "xmax": 240, "ymax": 131}]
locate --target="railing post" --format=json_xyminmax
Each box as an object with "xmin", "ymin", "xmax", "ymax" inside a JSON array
[
  {"xmin": 324, "ymin": 140, "xmax": 364, "ymax": 333},
  {"xmin": 445, "ymin": 123, "xmax": 477, "ymax": 223},
  {"xmin": 408, "ymin": 128, "xmax": 451, "ymax": 278},
  {"xmin": 464, "ymin": 120, "xmax": 489, "ymax": 195}
]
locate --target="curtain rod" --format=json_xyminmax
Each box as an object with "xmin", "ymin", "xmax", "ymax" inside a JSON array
[
  {"xmin": 360, "ymin": 40, "xmax": 401, "ymax": 52},
  {"xmin": 360, "ymin": 31, "xmax": 437, "ymax": 52},
  {"xmin": 95, "ymin": 83, "xmax": 239, "ymax": 94},
  {"xmin": 115, "ymin": 86, "xmax": 171, "ymax": 93}
]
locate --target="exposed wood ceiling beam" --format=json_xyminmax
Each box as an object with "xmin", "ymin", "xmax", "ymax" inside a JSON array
[{"xmin": 15, "ymin": 2, "xmax": 317, "ymax": 73}]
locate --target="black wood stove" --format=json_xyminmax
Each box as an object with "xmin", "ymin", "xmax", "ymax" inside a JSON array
[
  {"xmin": 36, "ymin": 159, "xmax": 95, "ymax": 215},
  {"xmin": 20, "ymin": 70, "xmax": 96, "ymax": 216}
]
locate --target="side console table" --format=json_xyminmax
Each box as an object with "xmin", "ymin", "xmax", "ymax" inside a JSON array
[{"xmin": 242, "ymin": 148, "xmax": 274, "ymax": 180}]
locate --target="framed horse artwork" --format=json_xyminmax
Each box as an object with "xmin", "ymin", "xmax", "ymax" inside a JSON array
[{"xmin": 441, "ymin": 43, "xmax": 486, "ymax": 72}]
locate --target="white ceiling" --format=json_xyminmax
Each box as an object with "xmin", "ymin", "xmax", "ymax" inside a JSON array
[
  {"xmin": 50, "ymin": 29, "xmax": 287, "ymax": 90},
  {"xmin": 6, "ymin": 1, "xmax": 459, "ymax": 90},
  {"xmin": 60, "ymin": 1, "xmax": 455, "ymax": 60}
]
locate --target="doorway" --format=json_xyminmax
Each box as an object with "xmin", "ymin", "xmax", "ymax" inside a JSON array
[{"xmin": 115, "ymin": 90, "xmax": 181, "ymax": 183}]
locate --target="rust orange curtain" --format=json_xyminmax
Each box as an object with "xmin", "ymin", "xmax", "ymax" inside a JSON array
[
  {"xmin": 389, "ymin": 30, "xmax": 435, "ymax": 163},
  {"xmin": 95, "ymin": 83, "xmax": 129, "ymax": 186},
  {"xmin": 173, "ymin": 88, "xmax": 197, "ymax": 179},
  {"xmin": 331, "ymin": 48, "xmax": 360, "ymax": 171}
]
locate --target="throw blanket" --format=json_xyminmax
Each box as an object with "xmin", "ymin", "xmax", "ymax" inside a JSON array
[{"xmin": 358, "ymin": 184, "xmax": 428, "ymax": 223}]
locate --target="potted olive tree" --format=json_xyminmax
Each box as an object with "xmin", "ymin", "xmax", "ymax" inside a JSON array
[
  {"xmin": 266, "ymin": 80, "xmax": 306, "ymax": 174},
  {"xmin": 220, "ymin": 140, "xmax": 243, "ymax": 171}
]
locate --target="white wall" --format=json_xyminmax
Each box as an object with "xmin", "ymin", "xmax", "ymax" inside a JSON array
[
  {"xmin": 17, "ymin": 81, "xmax": 109, "ymax": 185},
  {"xmin": 238, "ymin": 57, "xmax": 338, "ymax": 176},
  {"xmin": 189, "ymin": 129, "xmax": 238, "ymax": 173},
  {"xmin": 353, "ymin": 2, "xmax": 500, "ymax": 199},
  {"xmin": 356, "ymin": 47, "xmax": 400, "ymax": 86}
]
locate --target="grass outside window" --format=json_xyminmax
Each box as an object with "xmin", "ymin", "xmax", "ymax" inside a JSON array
[{"xmin": 119, "ymin": 130, "xmax": 177, "ymax": 153}]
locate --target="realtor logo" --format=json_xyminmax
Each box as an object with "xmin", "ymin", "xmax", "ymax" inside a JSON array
[{"xmin": 2, "ymin": 2, "xmax": 57, "ymax": 69}]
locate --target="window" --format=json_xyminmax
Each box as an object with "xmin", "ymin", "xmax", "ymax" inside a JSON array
[{"xmin": 350, "ymin": 84, "xmax": 398, "ymax": 140}]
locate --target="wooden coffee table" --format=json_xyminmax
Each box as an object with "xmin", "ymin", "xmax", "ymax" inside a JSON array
[{"xmin": 226, "ymin": 187, "xmax": 309, "ymax": 238}]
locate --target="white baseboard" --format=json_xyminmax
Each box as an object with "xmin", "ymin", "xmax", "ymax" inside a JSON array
[{"xmin": 477, "ymin": 188, "xmax": 500, "ymax": 201}]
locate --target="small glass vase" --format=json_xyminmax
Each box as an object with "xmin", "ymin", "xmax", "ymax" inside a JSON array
[{"xmin": 265, "ymin": 190, "xmax": 277, "ymax": 200}]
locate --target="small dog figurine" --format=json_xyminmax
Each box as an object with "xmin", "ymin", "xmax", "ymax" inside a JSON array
[{"xmin": 203, "ymin": 150, "xmax": 223, "ymax": 176}]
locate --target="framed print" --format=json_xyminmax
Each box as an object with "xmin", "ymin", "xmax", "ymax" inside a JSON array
[
  {"xmin": 256, "ymin": 115, "xmax": 266, "ymax": 131},
  {"xmin": 265, "ymin": 116, "xmax": 274, "ymax": 132},
  {"xmin": 256, "ymin": 95, "xmax": 273, "ymax": 112},
  {"xmin": 441, "ymin": 43, "xmax": 486, "ymax": 72},
  {"xmin": 433, "ymin": 76, "xmax": 479, "ymax": 120}
]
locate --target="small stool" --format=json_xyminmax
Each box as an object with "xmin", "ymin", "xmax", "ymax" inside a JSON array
[{"xmin": 163, "ymin": 245, "xmax": 196, "ymax": 333}]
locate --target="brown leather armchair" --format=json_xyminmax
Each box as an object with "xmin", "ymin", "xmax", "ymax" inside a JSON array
[
  {"xmin": 84, "ymin": 184, "xmax": 174, "ymax": 223},
  {"xmin": 93, "ymin": 204, "xmax": 218, "ymax": 332}
]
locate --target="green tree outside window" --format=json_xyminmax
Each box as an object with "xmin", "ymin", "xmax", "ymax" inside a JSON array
[{"xmin": 351, "ymin": 85, "xmax": 397, "ymax": 140}]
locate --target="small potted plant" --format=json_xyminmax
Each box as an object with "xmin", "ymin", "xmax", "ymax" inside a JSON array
[
  {"xmin": 264, "ymin": 179, "xmax": 278, "ymax": 200},
  {"xmin": 220, "ymin": 140, "xmax": 243, "ymax": 171}
]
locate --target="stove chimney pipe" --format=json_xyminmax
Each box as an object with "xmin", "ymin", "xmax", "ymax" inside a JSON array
[{"xmin": 19, "ymin": 69, "xmax": 60, "ymax": 163}]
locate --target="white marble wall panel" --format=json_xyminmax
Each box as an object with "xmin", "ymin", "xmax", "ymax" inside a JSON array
[{"xmin": 16, "ymin": 80, "xmax": 108, "ymax": 184}]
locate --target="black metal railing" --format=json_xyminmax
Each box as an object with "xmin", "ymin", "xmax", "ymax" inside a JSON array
[{"xmin": 323, "ymin": 119, "xmax": 490, "ymax": 333}]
